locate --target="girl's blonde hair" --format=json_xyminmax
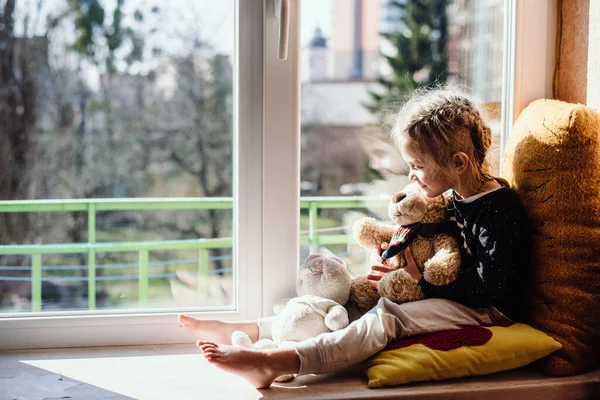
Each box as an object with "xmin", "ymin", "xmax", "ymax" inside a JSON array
[{"xmin": 391, "ymin": 86, "xmax": 495, "ymax": 185}]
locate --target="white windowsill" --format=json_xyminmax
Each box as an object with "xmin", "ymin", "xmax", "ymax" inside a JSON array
[{"xmin": 0, "ymin": 344, "xmax": 263, "ymax": 400}]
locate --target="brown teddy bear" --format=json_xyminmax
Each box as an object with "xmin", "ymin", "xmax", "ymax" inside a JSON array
[{"xmin": 349, "ymin": 182, "xmax": 461, "ymax": 312}]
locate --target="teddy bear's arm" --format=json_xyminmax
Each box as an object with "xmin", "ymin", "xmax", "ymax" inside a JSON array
[
  {"xmin": 378, "ymin": 268, "xmax": 424, "ymax": 303},
  {"xmin": 353, "ymin": 217, "xmax": 395, "ymax": 249},
  {"xmin": 423, "ymin": 233, "xmax": 461, "ymax": 286},
  {"xmin": 324, "ymin": 304, "xmax": 350, "ymax": 331}
]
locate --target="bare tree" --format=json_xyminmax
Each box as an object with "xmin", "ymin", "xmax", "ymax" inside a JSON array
[
  {"xmin": 0, "ymin": 0, "xmax": 38, "ymax": 246},
  {"xmin": 149, "ymin": 50, "xmax": 233, "ymax": 273}
]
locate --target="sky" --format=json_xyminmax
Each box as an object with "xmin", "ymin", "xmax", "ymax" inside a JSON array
[
  {"xmin": 15, "ymin": 0, "xmax": 334, "ymax": 85},
  {"xmin": 301, "ymin": 0, "xmax": 333, "ymax": 47},
  {"xmin": 153, "ymin": 0, "xmax": 335, "ymax": 55},
  {"xmin": 16, "ymin": 0, "xmax": 333, "ymax": 53}
]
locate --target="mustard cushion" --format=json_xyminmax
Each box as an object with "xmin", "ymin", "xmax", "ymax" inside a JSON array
[
  {"xmin": 365, "ymin": 323, "xmax": 561, "ymax": 388},
  {"xmin": 501, "ymin": 99, "xmax": 600, "ymax": 376}
]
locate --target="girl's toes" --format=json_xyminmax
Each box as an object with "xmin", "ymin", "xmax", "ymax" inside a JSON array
[{"xmin": 197, "ymin": 340, "xmax": 218, "ymax": 347}]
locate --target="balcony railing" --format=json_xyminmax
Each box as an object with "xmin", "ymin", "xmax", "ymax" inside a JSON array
[{"xmin": 0, "ymin": 196, "xmax": 387, "ymax": 312}]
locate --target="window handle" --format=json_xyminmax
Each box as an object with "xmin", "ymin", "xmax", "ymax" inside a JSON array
[{"xmin": 275, "ymin": 0, "xmax": 290, "ymax": 60}]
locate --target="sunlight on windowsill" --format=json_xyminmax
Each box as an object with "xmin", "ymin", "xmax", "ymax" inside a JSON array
[{"xmin": 8, "ymin": 345, "xmax": 263, "ymax": 400}]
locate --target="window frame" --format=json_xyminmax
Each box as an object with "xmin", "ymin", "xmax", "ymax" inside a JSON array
[
  {"xmin": 0, "ymin": 0, "xmax": 556, "ymax": 350},
  {"xmin": 500, "ymin": 0, "xmax": 558, "ymax": 167},
  {"xmin": 260, "ymin": 0, "xmax": 301, "ymax": 317},
  {"xmin": 0, "ymin": 0, "xmax": 292, "ymax": 350}
]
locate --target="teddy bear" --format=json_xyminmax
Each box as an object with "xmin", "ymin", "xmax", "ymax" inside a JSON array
[
  {"xmin": 231, "ymin": 253, "xmax": 353, "ymax": 381},
  {"xmin": 349, "ymin": 182, "xmax": 461, "ymax": 312}
]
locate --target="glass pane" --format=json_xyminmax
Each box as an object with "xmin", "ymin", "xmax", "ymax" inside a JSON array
[
  {"xmin": 0, "ymin": 0, "xmax": 235, "ymax": 314},
  {"xmin": 300, "ymin": 0, "xmax": 505, "ymax": 276}
]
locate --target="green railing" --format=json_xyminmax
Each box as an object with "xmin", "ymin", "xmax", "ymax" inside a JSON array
[{"xmin": 0, "ymin": 196, "xmax": 387, "ymax": 312}]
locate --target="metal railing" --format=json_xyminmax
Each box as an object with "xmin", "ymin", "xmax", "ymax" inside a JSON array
[{"xmin": 0, "ymin": 196, "xmax": 387, "ymax": 312}]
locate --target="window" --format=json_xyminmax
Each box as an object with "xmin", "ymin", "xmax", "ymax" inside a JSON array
[
  {"xmin": 0, "ymin": 0, "xmax": 270, "ymax": 349},
  {"xmin": 0, "ymin": 0, "xmax": 556, "ymax": 350},
  {"xmin": 1, "ymin": 1, "xmax": 237, "ymax": 313},
  {"xmin": 299, "ymin": 0, "xmax": 508, "ymax": 274},
  {"xmin": 297, "ymin": 0, "xmax": 557, "ymax": 275}
]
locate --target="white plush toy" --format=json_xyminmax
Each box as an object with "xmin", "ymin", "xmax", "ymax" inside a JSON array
[{"xmin": 231, "ymin": 253, "xmax": 353, "ymax": 380}]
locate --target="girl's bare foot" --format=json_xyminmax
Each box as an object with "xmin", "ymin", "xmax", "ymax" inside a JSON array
[
  {"xmin": 178, "ymin": 314, "xmax": 258, "ymax": 344},
  {"xmin": 197, "ymin": 340, "xmax": 300, "ymax": 389}
]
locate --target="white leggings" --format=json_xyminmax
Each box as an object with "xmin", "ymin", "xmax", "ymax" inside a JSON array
[{"xmin": 257, "ymin": 297, "xmax": 508, "ymax": 375}]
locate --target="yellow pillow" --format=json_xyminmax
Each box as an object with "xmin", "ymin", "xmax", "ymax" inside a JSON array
[{"xmin": 365, "ymin": 323, "xmax": 561, "ymax": 388}]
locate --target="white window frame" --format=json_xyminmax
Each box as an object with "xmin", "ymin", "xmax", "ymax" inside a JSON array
[
  {"xmin": 0, "ymin": 0, "xmax": 300, "ymax": 351},
  {"xmin": 0, "ymin": 0, "xmax": 555, "ymax": 350},
  {"xmin": 262, "ymin": 0, "xmax": 301, "ymax": 315},
  {"xmin": 500, "ymin": 0, "xmax": 558, "ymax": 167}
]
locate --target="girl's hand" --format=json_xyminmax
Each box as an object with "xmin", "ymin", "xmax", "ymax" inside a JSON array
[
  {"xmin": 375, "ymin": 242, "xmax": 389, "ymax": 265},
  {"xmin": 403, "ymin": 247, "xmax": 423, "ymax": 282},
  {"xmin": 368, "ymin": 242, "xmax": 393, "ymax": 282}
]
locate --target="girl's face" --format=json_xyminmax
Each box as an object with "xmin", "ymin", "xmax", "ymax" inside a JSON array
[{"xmin": 399, "ymin": 138, "xmax": 453, "ymax": 198}]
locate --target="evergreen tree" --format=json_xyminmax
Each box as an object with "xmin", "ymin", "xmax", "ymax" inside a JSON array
[{"xmin": 367, "ymin": 0, "xmax": 449, "ymax": 117}]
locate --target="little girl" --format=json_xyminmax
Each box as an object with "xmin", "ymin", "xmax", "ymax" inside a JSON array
[{"xmin": 178, "ymin": 88, "xmax": 532, "ymax": 389}]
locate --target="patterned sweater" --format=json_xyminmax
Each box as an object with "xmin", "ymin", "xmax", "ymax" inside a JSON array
[{"xmin": 417, "ymin": 183, "xmax": 532, "ymax": 321}]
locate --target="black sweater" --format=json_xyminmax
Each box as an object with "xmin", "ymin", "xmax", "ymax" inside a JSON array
[{"xmin": 418, "ymin": 184, "xmax": 532, "ymax": 320}]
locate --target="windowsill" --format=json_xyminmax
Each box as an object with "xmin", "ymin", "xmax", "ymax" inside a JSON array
[
  {"xmin": 2, "ymin": 345, "xmax": 599, "ymax": 400},
  {"xmin": 0, "ymin": 344, "xmax": 262, "ymax": 399}
]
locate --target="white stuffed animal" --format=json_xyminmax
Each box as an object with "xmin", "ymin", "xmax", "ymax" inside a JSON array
[{"xmin": 231, "ymin": 253, "xmax": 353, "ymax": 380}]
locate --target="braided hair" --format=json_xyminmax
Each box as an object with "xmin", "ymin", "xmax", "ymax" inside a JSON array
[{"xmin": 391, "ymin": 87, "xmax": 495, "ymax": 185}]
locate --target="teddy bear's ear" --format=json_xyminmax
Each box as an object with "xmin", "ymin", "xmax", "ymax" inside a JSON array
[
  {"xmin": 391, "ymin": 191, "xmax": 407, "ymax": 204},
  {"xmin": 302, "ymin": 257, "xmax": 323, "ymax": 274}
]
